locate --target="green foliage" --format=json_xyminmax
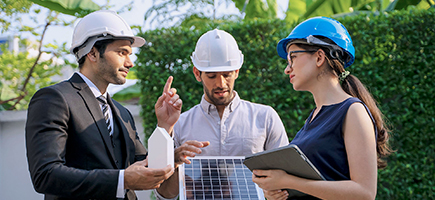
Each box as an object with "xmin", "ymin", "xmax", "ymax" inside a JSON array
[
  {"xmin": 143, "ymin": 0, "xmax": 278, "ymax": 30},
  {"xmin": 112, "ymin": 83, "xmax": 141, "ymax": 102},
  {"xmin": 0, "ymin": 0, "xmax": 32, "ymax": 15},
  {"xmin": 233, "ymin": 0, "xmax": 277, "ymax": 19},
  {"xmin": 143, "ymin": 0, "xmax": 222, "ymax": 29},
  {"xmin": 285, "ymin": 0, "xmax": 308, "ymax": 22},
  {"xmin": 285, "ymin": 0, "xmax": 434, "ymax": 24},
  {"xmin": 0, "ymin": 0, "xmax": 33, "ymax": 33},
  {"xmin": 342, "ymin": 8, "xmax": 435, "ymax": 199},
  {"xmin": 0, "ymin": 44, "xmax": 62, "ymax": 110},
  {"xmin": 0, "ymin": 2, "xmax": 75, "ymax": 110},
  {"xmin": 136, "ymin": 8, "xmax": 435, "ymax": 199}
]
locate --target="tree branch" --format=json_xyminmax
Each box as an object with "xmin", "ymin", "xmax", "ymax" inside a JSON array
[
  {"xmin": 0, "ymin": 95, "xmax": 25, "ymax": 105},
  {"xmin": 8, "ymin": 13, "xmax": 58, "ymax": 109},
  {"xmin": 20, "ymin": 21, "xmax": 51, "ymax": 93},
  {"xmin": 9, "ymin": 92, "xmax": 27, "ymax": 110}
]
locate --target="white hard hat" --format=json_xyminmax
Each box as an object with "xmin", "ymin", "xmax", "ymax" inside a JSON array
[
  {"xmin": 70, "ymin": 10, "xmax": 145, "ymax": 61},
  {"xmin": 191, "ymin": 29, "xmax": 244, "ymax": 72}
]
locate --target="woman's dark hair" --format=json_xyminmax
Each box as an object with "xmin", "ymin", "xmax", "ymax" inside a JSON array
[{"xmin": 294, "ymin": 41, "xmax": 393, "ymax": 169}]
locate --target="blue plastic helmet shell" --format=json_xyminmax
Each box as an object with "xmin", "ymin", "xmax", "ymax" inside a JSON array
[{"xmin": 277, "ymin": 17, "xmax": 355, "ymax": 68}]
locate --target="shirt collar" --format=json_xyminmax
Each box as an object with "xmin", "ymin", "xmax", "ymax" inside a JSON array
[
  {"xmin": 200, "ymin": 91, "xmax": 240, "ymax": 114},
  {"xmin": 76, "ymin": 72, "xmax": 108, "ymax": 99}
]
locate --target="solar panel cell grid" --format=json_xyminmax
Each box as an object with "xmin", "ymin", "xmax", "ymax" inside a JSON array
[{"xmin": 180, "ymin": 157, "xmax": 264, "ymax": 200}]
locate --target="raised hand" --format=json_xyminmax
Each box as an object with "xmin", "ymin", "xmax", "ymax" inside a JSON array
[{"xmin": 155, "ymin": 76, "xmax": 182, "ymax": 134}]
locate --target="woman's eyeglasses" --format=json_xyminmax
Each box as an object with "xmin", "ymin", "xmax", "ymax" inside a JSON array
[{"xmin": 287, "ymin": 50, "xmax": 318, "ymax": 68}]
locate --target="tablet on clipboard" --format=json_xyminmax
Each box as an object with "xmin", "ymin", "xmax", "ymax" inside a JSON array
[{"xmin": 243, "ymin": 144, "xmax": 325, "ymax": 198}]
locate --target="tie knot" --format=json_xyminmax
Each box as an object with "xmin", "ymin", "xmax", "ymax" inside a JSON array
[{"xmin": 97, "ymin": 96, "xmax": 107, "ymax": 104}]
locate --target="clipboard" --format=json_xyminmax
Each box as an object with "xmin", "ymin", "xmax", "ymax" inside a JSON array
[{"xmin": 243, "ymin": 144, "xmax": 325, "ymax": 198}]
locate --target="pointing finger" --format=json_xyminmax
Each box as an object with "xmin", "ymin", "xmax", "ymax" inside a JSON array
[{"xmin": 163, "ymin": 76, "xmax": 173, "ymax": 95}]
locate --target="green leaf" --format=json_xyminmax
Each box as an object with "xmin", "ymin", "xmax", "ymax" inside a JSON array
[
  {"xmin": 243, "ymin": 0, "xmax": 278, "ymax": 20},
  {"xmin": 394, "ymin": 0, "xmax": 423, "ymax": 10},
  {"xmin": 19, "ymin": 25, "xmax": 34, "ymax": 32},
  {"xmin": 285, "ymin": 0, "xmax": 307, "ymax": 23},
  {"xmin": 29, "ymin": 0, "xmax": 100, "ymax": 17},
  {"xmin": 302, "ymin": 0, "xmax": 353, "ymax": 19}
]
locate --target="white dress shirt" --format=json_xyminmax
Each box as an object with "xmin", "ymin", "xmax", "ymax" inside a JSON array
[
  {"xmin": 174, "ymin": 91, "xmax": 289, "ymax": 156},
  {"xmin": 76, "ymin": 72, "xmax": 125, "ymax": 198}
]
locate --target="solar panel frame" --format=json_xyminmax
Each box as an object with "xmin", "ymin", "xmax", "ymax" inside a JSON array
[{"xmin": 179, "ymin": 156, "xmax": 265, "ymax": 200}]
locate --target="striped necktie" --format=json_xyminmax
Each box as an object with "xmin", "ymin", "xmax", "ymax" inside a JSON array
[{"xmin": 97, "ymin": 95, "xmax": 112, "ymax": 135}]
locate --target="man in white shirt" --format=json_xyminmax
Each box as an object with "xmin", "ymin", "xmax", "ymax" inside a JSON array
[{"xmin": 155, "ymin": 29, "xmax": 289, "ymax": 199}]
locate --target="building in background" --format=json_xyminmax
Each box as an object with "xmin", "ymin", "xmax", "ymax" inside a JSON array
[{"xmin": 0, "ymin": 35, "xmax": 21, "ymax": 54}]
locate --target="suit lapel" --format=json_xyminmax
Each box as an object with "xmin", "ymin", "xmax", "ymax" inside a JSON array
[
  {"xmin": 108, "ymin": 96, "xmax": 132, "ymax": 168},
  {"xmin": 69, "ymin": 73, "xmax": 118, "ymax": 168}
]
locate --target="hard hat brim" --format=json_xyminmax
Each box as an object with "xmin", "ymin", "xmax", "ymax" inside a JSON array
[
  {"xmin": 277, "ymin": 38, "xmax": 292, "ymax": 59},
  {"xmin": 191, "ymin": 53, "xmax": 244, "ymax": 72},
  {"xmin": 131, "ymin": 36, "xmax": 146, "ymax": 47},
  {"xmin": 193, "ymin": 65, "xmax": 242, "ymax": 72}
]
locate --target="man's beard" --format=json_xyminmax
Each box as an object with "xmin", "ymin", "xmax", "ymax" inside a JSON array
[{"xmin": 203, "ymin": 86, "xmax": 233, "ymax": 106}]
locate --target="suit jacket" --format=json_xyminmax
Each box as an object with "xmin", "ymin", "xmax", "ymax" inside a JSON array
[{"xmin": 26, "ymin": 73, "xmax": 147, "ymax": 200}]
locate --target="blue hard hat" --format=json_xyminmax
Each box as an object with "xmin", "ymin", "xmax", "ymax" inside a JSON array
[{"xmin": 277, "ymin": 16, "xmax": 355, "ymax": 68}]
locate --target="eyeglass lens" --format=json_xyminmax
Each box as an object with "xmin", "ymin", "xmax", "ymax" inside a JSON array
[{"xmin": 287, "ymin": 50, "xmax": 317, "ymax": 68}]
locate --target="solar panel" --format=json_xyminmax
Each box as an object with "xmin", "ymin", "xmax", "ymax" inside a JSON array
[{"xmin": 178, "ymin": 156, "xmax": 265, "ymax": 200}]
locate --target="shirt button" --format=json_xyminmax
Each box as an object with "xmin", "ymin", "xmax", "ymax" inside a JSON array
[{"xmin": 217, "ymin": 121, "xmax": 221, "ymax": 125}]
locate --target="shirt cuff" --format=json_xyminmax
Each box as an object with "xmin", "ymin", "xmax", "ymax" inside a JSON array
[
  {"xmin": 154, "ymin": 189, "xmax": 178, "ymax": 200},
  {"xmin": 116, "ymin": 170, "xmax": 125, "ymax": 198}
]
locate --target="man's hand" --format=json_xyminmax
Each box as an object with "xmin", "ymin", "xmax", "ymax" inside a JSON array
[
  {"xmin": 124, "ymin": 159, "xmax": 174, "ymax": 190},
  {"xmin": 152, "ymin": 140, "xmax": 209, "ymax": 199},
  {"xmin": 155, "ymin": 76, "xmax": 182, "ymax": 134},
  {"xmin": 174, "ymin": 140, "xmax": 210, "ymax": 167}
]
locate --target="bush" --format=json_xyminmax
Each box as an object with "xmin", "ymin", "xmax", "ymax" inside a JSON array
[
  {"xmin": 342, "ymin": 8, "xmax": 435, "ymax": 199},
  {"xmin": 136, "ymin": 8, "xmax": 435, "ymax": 199}
]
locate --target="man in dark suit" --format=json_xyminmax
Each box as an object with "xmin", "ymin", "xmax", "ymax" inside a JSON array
[{"xmin": 25, "ymin": 10, "xmax": 182, "ymax": 200}]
